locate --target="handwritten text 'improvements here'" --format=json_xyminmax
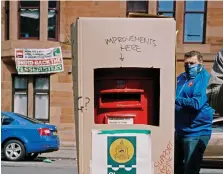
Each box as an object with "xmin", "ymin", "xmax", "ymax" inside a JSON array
[
  {"xmin": 104, "ymin": 35, "xmax": 157, "ymax": 61},
  {"xmin": 105, "ymin": 35, "xmax": 156, "ymax": 52}
]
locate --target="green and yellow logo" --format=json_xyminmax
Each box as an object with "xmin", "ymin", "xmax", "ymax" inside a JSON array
[{"xmin": 107, "ymin": 136, "xmax": 136, "ymax": 174}]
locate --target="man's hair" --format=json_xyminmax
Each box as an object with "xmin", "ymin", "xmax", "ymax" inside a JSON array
[{"xmin": 184, "ymin": 50, "xmax": 203, "ymax": 62}]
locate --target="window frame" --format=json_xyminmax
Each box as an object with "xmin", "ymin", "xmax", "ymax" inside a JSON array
[
  {"xmin": 126, "ymin": 0, "xmax": 149, "ymax": 16},
  {"xmin": 12, "ymin": 75, "xmax": 29, "ymax": 116},
  {"xmin": 48, "ymin": 1, "xmax": 60, "ymax": 41},
  {"xmin": 5, "ymin": 1, "xmax": 10, "ymax": 40},
  {"xmin": 157, "ymin": 0, "xmax": 176, "ymax": 18},
  {"xmin": 17, "ymin": 1, "xmax": 40, "ymax": 40},
  {"xmin": 33, "ymin": 75, "xmax": 50, "ymax": 122},
  {"xmin": 183, "ymin": 0, "xmax": 207, "ymax": 44}
]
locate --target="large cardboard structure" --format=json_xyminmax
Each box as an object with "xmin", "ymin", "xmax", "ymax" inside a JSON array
[{"xmin": 71, "ymin": 17, "xmax": 176, "ymax": 174}]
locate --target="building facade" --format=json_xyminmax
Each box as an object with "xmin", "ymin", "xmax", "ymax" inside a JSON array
[{"xmin": 1, "ymin": 1, "xmax": 223, "ymax": 146}]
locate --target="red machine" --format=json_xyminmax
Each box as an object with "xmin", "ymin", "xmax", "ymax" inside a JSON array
[{"xmin": 94, "ymin": 68, "xmax": 160, "ymax": 125}]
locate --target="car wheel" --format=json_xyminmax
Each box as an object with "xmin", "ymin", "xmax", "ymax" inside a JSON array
[
  {"xmin": 3, "ymin": 140, "xmax": 25, "ymax": 161},
  {"xmin": 26, "ymin": 153, "xmax": 39, "ymax": 160}
]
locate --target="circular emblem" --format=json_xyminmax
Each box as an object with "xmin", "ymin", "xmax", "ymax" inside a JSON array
[{"xmin": 109, "ymin": 138, "xmax": 134, "ymax": 163}]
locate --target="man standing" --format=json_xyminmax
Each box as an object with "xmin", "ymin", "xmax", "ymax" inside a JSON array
[
  {"xmin": 207, "ymin": 49, "xmax": 223, "ymax": 115},
  {"xmin": 175, "ymin": 50, "xmax": 214, "ymax": 174}
]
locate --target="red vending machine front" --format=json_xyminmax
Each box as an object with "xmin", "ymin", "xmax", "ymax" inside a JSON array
[{"xmin": 94, "ymin": 68, "xmax": 159, "ymax": 125}]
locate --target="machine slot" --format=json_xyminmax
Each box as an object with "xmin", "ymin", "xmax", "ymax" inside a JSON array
[{"xmin": 101, "ymin": 93, "xmax": 141, "ymax": 103}]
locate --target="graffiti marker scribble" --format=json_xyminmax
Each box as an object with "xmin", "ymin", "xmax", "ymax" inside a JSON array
[{"xmin": 154, "ymin": 141, "xmax": 173, "ymax": 174}]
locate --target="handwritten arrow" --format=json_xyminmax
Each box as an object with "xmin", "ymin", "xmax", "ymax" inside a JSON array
[{"xmin": 120, "ymin": 53, "xmax": 124, "ymax": 61}]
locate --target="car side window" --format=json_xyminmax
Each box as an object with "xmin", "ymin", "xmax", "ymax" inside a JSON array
[
  {"xmin": 1, "ymin": 114, "xmax": 14, "ymax": 126},
  {"xmin": 212, "ymin": 120, "xmax": 223, "ymax": 132}
]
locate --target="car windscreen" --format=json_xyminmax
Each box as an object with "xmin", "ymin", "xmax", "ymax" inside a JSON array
[{"xmin": 15, "ymin": 113, "xmax": 44, "ymax": 124}]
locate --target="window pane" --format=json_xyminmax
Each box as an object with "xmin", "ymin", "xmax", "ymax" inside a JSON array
[
  {"xmin": 20, "ymin": 9, "xmax": 40, "ymax": 38},
  {"xmin": 35, "ymin": 77, "xmax": 49, "ymax": 90},
  {"xmin": 35, "ymin": 94, "xmax": 49, "ymax": 120},
  {"xmin": 20, "ymin": 1, "xmax": 40, "ymax": 8},
  {"xmin": 14, "ymin": 92, "xmax": 28, "ymax": 116},
  {"xmin": 212, "ymin": 121, "xmax": 223, "ymax": 132},
  {"xmin": 127, "ymin": 1, "xmax": 148, "ymax": 13},
  {"xmin": 1, "ymin": 115, "xmax": 14, "ymax": 125},
  {"xmin": 185, "ymin": 0, "xmax": 205, "ymax": 12},
  {"xmin": 212, "ymin": 121, "xmax": 223, "ymax": 127},
  {"xmin": 184, "ymin": 13, "xmax": 204, "ymax": 43},
  {"xmin": 158, "ymin": 12, "xmax": 174, "ymax": 17},
  {"xmin": 49, "ymin": 1, "xmax": 57, "ymax": 8},
  {"xmin": 14, "ymin": 76, "xmax": 28, "ymax": 89},
  {"xmin": 48, "ymin": 9, "xmax": 56, "ymax": 39},
  {"xmin": 212, "ymin": 127, "xmax": 223, "ymax": 132},
  {"xmin": 158, "ymin": 0, "xmax": 174, "ymax": 12}
]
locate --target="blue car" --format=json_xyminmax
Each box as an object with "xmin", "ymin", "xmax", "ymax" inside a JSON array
[{"xmin": 1, "ymin": 112, "xmax": 60, "ymax": 161}]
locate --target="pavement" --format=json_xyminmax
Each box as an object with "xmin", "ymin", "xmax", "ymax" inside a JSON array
[
  {"xmin": 38, "ymin": 146, "xmax": 77, "ymax": 160},
  {"xmin": 1, "ymin": 160, "xmax": 223, "ymax": 174},
  {"xmin": 2, "ymin": 160, "xmax": 77, "ymax": 174},
  {"xmin": 2, "ymin": 145, "xmax": 223, "ymax": 174}
]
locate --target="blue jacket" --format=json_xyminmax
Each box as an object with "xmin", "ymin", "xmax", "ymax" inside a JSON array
[{"xmin": 175, "ymin": 67, "xmax": 214, "ymax": 137}]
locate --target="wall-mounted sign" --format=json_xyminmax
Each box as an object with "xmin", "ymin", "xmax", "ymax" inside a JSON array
[{"xmin": 15, "ymin": 47, "xmax": 64, "ymax": 74}]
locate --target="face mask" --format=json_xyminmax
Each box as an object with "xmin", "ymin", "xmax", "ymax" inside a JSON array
[{"xmin": 185, "ymin": 64, "xmax": 202, "ymax": 79}]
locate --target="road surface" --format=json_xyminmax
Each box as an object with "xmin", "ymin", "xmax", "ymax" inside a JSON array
[{"xmin": 1, "ymin": 159, "xmax": 223, "ymax": 174}]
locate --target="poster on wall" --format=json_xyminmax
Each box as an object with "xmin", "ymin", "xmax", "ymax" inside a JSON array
[
  {"xmin": 91, "ymin": 129, "xmax": 152, "ymax": 174},
  {"xmin": 15, "ymin": 47, "xmax": 64, "ymax": 74}
]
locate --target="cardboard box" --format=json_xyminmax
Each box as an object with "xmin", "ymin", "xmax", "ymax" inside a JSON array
[{"xmin": 71, "ymin": 17, "xmax": 176, "ymax": 174}]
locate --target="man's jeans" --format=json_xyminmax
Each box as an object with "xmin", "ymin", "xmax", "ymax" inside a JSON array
[{"xmin": 174, "ymin": 134, "xmax": 210, "ymax": 174}]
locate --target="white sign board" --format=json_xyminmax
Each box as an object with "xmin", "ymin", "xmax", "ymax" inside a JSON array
[
  {"xmin": 91, "ymin": 129, "xmax": 152, "ymax": 174},
  {"xmin": 15, "ymin": 47, "xmax": 64, "ymax": 74}
]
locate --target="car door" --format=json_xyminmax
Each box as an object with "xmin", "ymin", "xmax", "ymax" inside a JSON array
[
  {"xmin": 204, "ymin": 119, "xmax": 223, "ymax": 159},
  {"xmin": 1, "ymin": 114, "xmax": 15, "ymax": 143}
]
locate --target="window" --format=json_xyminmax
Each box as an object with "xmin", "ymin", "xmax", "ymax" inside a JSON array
[
  {"xmin": 184, "ymin": 0, "xmax": 207, "ymax": 43},
  {"xmin": 212, "ymin": 120, "xmax": 223, "ymax": 132},
  {"xmin": 157, "ymin": 0, "xmax": 175, "ymax": 18},
  {"xmin": 1, "ymin": 114, "xmax": 14, "ymax": 126},
  {"xmin": 34, "ymin": 77, "xmax": 50, "ymax": 121},
  {"xmin": 48, "ymin": 1, "xmax": 59, "ymax": 40},
  {"xmin": 12, "ymin": 75, "xmax": 50, "ymax": 121},
  {"xmin": 5, "ymin": 1, "xmax": 10, "ymax": 40},
  {"xmin": 126, "ymin": 1, "xmax": 148, "ymax": 15},
  {"xmin": 12, "ymin": 76, "xmax": 28, "ymax": 116},
  {"xmin": 18, "ymin": 1, "xmax": 40, "ymax": 39}
]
